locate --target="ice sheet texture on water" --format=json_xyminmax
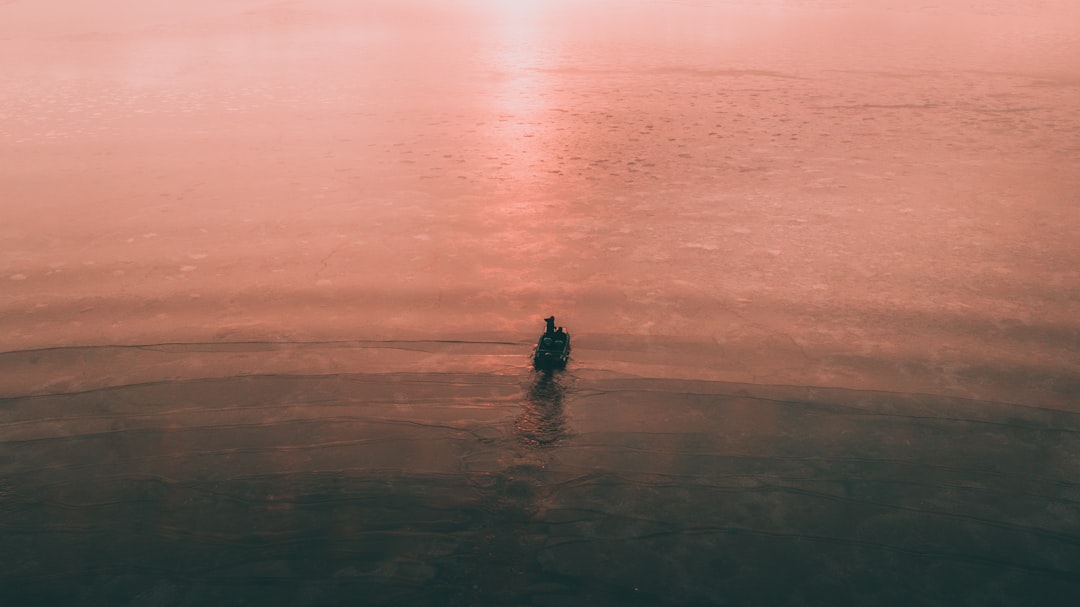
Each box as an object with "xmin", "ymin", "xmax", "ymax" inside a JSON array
[
  {"xmin": 1, "ymin": 2, "xmax": 1079, "ymax": 602},
  {"xmin": 1, "ymin": 0, "xmax": 1078, "ymax": 405}
]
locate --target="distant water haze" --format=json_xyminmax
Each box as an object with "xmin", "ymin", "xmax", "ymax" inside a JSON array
[
  {"xmin": 4, "ymin": 3, "xmax": 1080, "ymax": 606},
  {"xmin": 2, "ymin": 0, "xmax": 1078, "ymax": 404}
]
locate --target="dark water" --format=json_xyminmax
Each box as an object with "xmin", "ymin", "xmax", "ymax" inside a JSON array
[
  {"xmin": 2, "ymin": 0, "xmax": 1080, "ymax": 605},
  {"xmin": 3, "ymin": 342, "xmax": 1080, "ymax": 606}
]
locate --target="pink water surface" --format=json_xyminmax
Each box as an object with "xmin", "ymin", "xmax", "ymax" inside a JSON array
[{"xmin": 2, "ymin": 0, "xmax": 1078, "ymax": 404}]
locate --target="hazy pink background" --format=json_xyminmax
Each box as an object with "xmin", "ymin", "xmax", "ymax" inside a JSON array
[
  {"xmin": 3, "ymin": 5, "xmax": 1080, "ymax": 605},
  {"xmin": 2, "ymin": 0, "xmax": 1078, "ymax": 403}
]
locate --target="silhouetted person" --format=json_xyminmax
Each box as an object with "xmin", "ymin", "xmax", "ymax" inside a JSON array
[{"xmin": 545, "ymin": 316, "xmax": 556, "ymax": 334}]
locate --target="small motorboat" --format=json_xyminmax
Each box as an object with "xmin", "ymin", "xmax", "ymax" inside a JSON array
[{"xmin": 533, "ymin": 316, "xmax": 570, "ymax": 370}]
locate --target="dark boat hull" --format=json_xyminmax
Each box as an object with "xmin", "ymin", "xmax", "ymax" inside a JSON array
[
  {"xmin": 532, "ymin": 332, "xmax": 570, "ymax": 370},
  {"xmin": 533, "ymin": 351, "xmax": 568, "ymax": 370}
]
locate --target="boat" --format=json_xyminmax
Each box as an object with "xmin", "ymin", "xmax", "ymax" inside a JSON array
[{"xmin": 533, "ymin": 317, "xmax": 570, "ymax": 370}]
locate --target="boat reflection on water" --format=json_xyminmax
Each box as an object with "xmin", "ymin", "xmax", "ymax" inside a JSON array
[{"xmin": 515, "ymin": 369, "xmax": 569, "ymax": 447}]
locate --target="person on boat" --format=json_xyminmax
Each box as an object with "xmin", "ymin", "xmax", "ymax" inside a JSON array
[{"xmin": 545, "ymin": 316, "xmax": 556, "ymax": 334}]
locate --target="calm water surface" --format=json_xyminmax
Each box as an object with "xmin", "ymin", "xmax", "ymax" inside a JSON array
[
  {"xmin": 2, "ymin": 0, "xmax": 1078, "ymax": 398},
  {"xmin": 3, "ymin": 0, "xmax": 1079, "ymax": 402},
  {"xmin": 2, "ymin": 1, "xmax": 1080, "ymax": 605}
]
